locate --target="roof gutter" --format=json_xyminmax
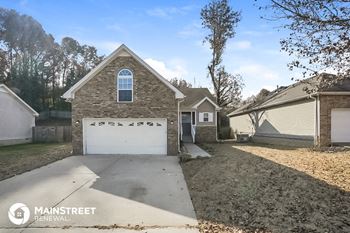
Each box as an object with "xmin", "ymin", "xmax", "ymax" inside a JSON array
[
  {"xmin": 228, "ymin": 94, "xmax": 312, "ymax": 117},
  {"xmin": 229, "ymin": 90, "xmax": 350, "ymax": 117},
  {"xmin": 316, "ymin": 91, "xmax": 350, "ymax": 96},
  {"xmin": 229, "ymin": 89, "xmax": 350, "ymax": 117}
]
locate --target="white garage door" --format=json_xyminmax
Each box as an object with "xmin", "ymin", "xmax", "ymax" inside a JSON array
[
  {"xmin": 83, "ymin": 118, "xmax": 167, "ymax": 155},
  {"xmin": 331, "ymin": 109, "xmax": 350, "ymax": 143}
]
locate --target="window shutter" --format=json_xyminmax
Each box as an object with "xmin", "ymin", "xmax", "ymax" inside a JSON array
[
  {"xmin": 199, "ymin": 112, "xmax": 204, "ymax": 122},
  {"xmin": 208, "ymin": 112, "xmax": 214, "ymax": 122}
]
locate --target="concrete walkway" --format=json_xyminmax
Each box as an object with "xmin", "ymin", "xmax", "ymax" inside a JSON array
[
  {"xmin": 183, "ymin": 143, "xmax": 211, "ymax": 159},
  {"xmin": 0, "ymin": 155, "xmax": 199, "ymax": 233}
]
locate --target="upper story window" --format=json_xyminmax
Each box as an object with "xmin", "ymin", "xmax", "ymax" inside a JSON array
[
  {"xmin": 199, "ymin": 112, "xmax": 213, "ymax": 122},
  {"xmin": 203, "ymin": 112, "xmax": 209, "ymax": 122},
  {"xmin": 117, "ymin": 69, "xmax": 133, "ymax": 102}
]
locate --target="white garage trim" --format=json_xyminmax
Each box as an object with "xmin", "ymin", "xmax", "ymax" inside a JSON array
[
  {"xmin": 83, "ymin": 118, "xmax": 167, "ymax": 155},
  {"xmin": 331, "ymin": 108, "xmax": 350, "ymax": 143}
]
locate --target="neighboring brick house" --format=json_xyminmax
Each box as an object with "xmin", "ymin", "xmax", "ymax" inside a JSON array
[
  {"xmin": 62, "ymin": 44, "xmax": 219, "ymax": 155},
  {"xmin": 228, "ymin": 74, "xmax": 350, "ymax": 147}
]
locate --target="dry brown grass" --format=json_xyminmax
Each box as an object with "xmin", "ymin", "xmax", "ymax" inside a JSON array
[
  {"xmin": 181, "ymin": 143, "xmax": 350, "ymax": 233},
  {"xmin": 233, "ymin": 143, "xmax": 350, "ymax": 192}
]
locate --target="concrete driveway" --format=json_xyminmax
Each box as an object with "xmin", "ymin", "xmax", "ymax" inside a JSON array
[{"xmin": 0, "ymin": 155, "xmax": 199, "ymax": 233}]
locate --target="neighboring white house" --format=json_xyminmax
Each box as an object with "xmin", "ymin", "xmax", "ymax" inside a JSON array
[
  {"xmin": 0, "ymin": 84, "xmax": 39, "ymax": 146},
  {"xmin": 228, "ymin": 74, "xmax": 350, "ymax": 147}
]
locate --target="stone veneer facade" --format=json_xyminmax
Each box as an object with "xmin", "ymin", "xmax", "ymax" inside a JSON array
[
  {"xmin": 319, "ymin": 95, "xmax": 350, "ymax": 146},
  {"xmin": 195, "ymin": 126, "xmax": 217, "ymax": 143},
  {"xmin": 71, "ymin": 55, "xmax": 179, "ymax": 155}
]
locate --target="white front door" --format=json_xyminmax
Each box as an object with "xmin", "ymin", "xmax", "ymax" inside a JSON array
[
  {"xmin": 83, "ymin": 118, "xmax": 167, "ymax": 155},
  {"xmin": 331, "ymin": 109, "xmax": 350, "ymax": 143}
]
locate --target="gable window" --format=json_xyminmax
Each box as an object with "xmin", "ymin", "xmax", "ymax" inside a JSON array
[
  {"xmin": 117, "ymin": 69, "xmax": 133, "ymax": 102},
  {"xmin": 199, "ymin": 112, "xmax": 213, "ymax": 122},
  {"xmin": 203, "ymin": 112, "xmax": 209, "ymax": 122}
]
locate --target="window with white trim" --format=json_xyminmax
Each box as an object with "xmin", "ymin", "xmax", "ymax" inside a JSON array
[
  {"xmin": 199, "ymin": 112, "xmax": 213, "ymax": 122},
  {"xmin": 203, "ymin": 112, "xmax": 209, "ymax": 122},
  {"xmin": 117, "ymin": 69, "xmax": 133, "ymax": 102}
]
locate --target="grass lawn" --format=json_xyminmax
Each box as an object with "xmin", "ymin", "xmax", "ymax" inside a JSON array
[
  {"xmin": 181, "ymin": 143, "xmax": 350, "ymax": 233},
  {"xmin": 0, "ymin": 143, "xmax": 72, "ymax": 181}
]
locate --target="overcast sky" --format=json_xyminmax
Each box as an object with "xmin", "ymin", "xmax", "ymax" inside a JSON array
[{"xmin": 1, "ymin": 0, "xmax": 302, "ymax": 98}]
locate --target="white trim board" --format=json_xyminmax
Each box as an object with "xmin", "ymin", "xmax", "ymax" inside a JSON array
[
  {"xmin": 62, "ymin": 44, "xmax": 185, "ymax": 100},
  {"xmin": 192, "ymin": 97, "xmax": 221, "ymax": 110},
  {"xmin": 0, "ymin": 84, "xmax": 39, "ymax": 116}
]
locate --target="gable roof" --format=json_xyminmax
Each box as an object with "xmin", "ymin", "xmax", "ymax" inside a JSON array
[
  {"xmin": 0, "ymin": 84, "xmax": 39, "ymax": 117},
  {"xmin": 179, "ymin": 87, "xmax": 220, "ymax": 110},
  {"xmin": 62, "ymin": 44, "xmax": 185, "ymax": 100},
  {"xmin": 192, "ymin": 96, "xmax": 221, "ymax": 110},
  {"xmin": 228, "ymin": 74, "xmax": 350, "ymax": 117}
]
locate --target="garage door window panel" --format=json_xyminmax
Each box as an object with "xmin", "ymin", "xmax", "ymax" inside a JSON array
[{"xmin": 117, "ymin": 69, "xmax": 133, "ymax": 102}]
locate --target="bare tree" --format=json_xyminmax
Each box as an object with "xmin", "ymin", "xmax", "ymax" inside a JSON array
[
  {"xmin": 169, "ymin": 77, "xmax": 192, "ymax": 89},
  {"xmin": 201, "ymin": 0, "xmax": 242, "ymax": 107},
  {"xmin": 215, "ymin": 67, "xmax": 243, "ymax": 107},
  {"xmin": 261, "ymin": 0, "xmax": 350, "ymax": 89}
]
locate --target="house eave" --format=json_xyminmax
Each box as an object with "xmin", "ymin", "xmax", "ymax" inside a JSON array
[
  {"xmin": 228, "ymin": 95, "xmax": 312, "ymax": 117},
  {"xmin": 191, "ymin": 96, "xmax": 221, "ymax": 110},
  {"xmin": 317, "ymin": 91, "xmax": 350, "ymax": 96},
  {"xmin": 0, "ymin": 84, "xmax": 39, "ymax": 117},
  {"xmin": 229, "ymin": 90, "xmax": 350, "ymax": 117}
]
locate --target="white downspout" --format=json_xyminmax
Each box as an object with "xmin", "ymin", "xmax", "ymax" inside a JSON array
[
  {"xmin": 177, "ymin": 99, "xmax": 185, "ymax": 153},
  {"xmin": 215, "ymin": 110, "xmax": 219, "ymax": 142},
  {"xmin": 310, "ymin": 95, "xmax": 319, "ymax": 146},
  {"xmin": 317, "ymin": 95, "xmax": 320, "ymax": 145}
]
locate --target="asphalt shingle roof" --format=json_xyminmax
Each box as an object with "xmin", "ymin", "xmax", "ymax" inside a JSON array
[
  {"xmin": 180, "ymin": 88, "xmax": 216, "ymax": 108},
  {"xmin": 229, "ymin": 74, "xmax": 350, "ymax": 116}
]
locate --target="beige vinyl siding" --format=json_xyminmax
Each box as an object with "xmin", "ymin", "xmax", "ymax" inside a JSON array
[
  {"xmin": 196, "ymin": 100, "xmax": 216, "ymax": 126},
  {"xmin": 230, "ymin": 100, "xmax": 315, "ymax": 139},
  {"xmin": 229, "ymin": 114, "xmax": 254, "ymax": 135}
]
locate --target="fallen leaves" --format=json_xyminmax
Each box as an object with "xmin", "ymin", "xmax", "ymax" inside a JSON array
[{"xmin": 181, "ymin": 143, "xmax": 350, "ymax": 233}]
